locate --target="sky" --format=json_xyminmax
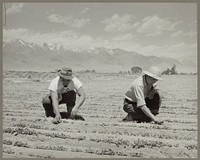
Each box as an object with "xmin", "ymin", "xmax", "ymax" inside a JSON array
[{"xmin": 3, "ymin": 2, "xmax": 197, "ymax": 63}]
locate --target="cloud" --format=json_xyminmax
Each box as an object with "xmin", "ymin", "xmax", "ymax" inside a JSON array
[
  {"xmin": 3, "ymin": 28, "xmax": 30, "ymax": 41},
  {"xmin": 7, "ymin": 3, "xmax": 25, "ymax": 14},
  {"xmin": 47, "ymin": 14, "xmax": 90, "ymax": 28},
  {"xmin": 112, "ymin": 33, "xmax": 134, "ymax": 42},
  {"xmin": 165, "ymin": 43, "xmax": 196, "ymax": 54},
  {"xmin": 81, "ymin": 7, "xmax": 89, "ymax": 14},
  {"xmin": 165, "ymin": 43, "xmax": 197, "ymax": 62},
  {"xmin": 171, "ymin": 30, "xmax": 197, "ymax": 38},
  {"xmin": 186, "ymin": 31, "xmax": 197, "ymax": 38},
  {"xmin": 90, "ymin": 33, "xmax": 141, "ymax": 52},
  {"xmin": 102, "ymin": 14, "xmax": 135, "ymax": 32},
  {"xmin": 137, "ymin": 15, "xmax": 182, "ymax": 36},
  {"xmin": 3, "ymin": 28, "xmax": 94, "ymax": 50},
  {"xmin": 135, "ymin": 42, "xmax": 197, "ymax": 63},
  {"xmin": 171, "ymin": 31, "xmax": 183, "ymax": 37},
  {"xmin": 3, "ymin": 28, "xmax": 138, "ymax": 51},
  {"xmin": 136, "ymin": 45, "xmax": 159, "ymax": 55}
]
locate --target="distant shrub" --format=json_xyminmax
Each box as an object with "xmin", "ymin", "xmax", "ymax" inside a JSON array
[
  {"xmin": 131, "ymin": 67, "xmax": 142, "ymax": 74},
  {"xmin": 80, "ymin": 69, "xmax": 96, "ymax": 73},
  {"xmin": 162, "ymin": 64, "xmax": 178, "ymax": 75}
]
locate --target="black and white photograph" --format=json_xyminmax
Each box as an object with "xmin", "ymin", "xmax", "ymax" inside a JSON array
[{"xmin": 2, "ymin": 1, "xmax": 198, "ymax": 158}]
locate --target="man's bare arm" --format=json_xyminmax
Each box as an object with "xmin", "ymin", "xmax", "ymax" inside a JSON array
[
  {"xmin": 70, "ymin": 87, "xmax": 86, "ymax": 118},
  {"xmin": 75, "ymin": 87, "xmax": 86, "ymax": 108},
  {"xmin": 50, "ymin": 91, "xmax": 61, "ymax": 122}
]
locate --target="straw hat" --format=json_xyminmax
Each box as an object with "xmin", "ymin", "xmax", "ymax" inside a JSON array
[
  {"xmin": 143, "ymin": 66, "xmax": 163, "ymax": 81},
  {"xmin": 58, "ymin": 67, "xmax": 73, "ymax": 80}
]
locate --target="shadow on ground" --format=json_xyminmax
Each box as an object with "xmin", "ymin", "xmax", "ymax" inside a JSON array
[{"xmin": 60, "ymin": 112, "xmax": 85, "ymax": 121}]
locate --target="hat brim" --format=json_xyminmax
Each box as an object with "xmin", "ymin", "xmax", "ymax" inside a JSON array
[
  {"xmin": 143, "ymin": 71, "xmax": 163, "ymax": 81},
  {"xmin": 58, "ymin": 72, "xmax": 73, "ymax": 80}
]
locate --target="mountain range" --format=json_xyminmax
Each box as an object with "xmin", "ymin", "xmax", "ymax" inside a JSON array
[{"xmin": 3, "ymin": 39, "xmax": 197, "ymax": 73}]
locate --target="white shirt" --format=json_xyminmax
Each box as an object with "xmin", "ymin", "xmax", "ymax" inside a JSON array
[
  {"xmin": 48, "ymin": 76, "xmax": 82, "ymax": 102},
  {"xmin": 125, "ymin": 76, "xmax": 154, "ymax": 107}
]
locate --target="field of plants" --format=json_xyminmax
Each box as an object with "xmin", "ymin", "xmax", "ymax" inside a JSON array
[{"xmin": 3, "ymin": 71, "xmax": 198, "ymax": 158}]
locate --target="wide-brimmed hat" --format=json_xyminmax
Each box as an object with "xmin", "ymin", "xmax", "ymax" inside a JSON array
[
  {"xmin": 143, "ymin": 66, "xmax": 163, "ymax": 81},
  {"xmin": 58, "ymin": 67, "xmax": 73, "ymax": 80}
]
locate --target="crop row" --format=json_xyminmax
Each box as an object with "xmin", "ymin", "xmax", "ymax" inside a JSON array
[
  {"xmin": 3, "ymin": 127, "xmax": 38, "ymax": 136},
  {"xmin": 5, "ymin": 119, "xmax": 196, "ymax": 142},
  {"xmin": 90, "ymin": 128, "xmax": 194, "ymax": 141},
  {"xmin": 3, "ymin": 127, "xmax": 86, "ymax": 141},
  {"xmin": 3, "ymin": 139, "xmax": 30, "ymax": 148},
  {"xmin": 85, "ymin": 148, "xmax": 143, "ymax": 157},
  {"xmin": 90, "ymin": 137, "xmax": 174, "ymax": 149},
  {"xmin": 3, "ymin": 144, "xmax": 55, "ymax": 158},
  {"xmin": 3, "ymin": 139, "xmax": 142, "ymax": 158}
]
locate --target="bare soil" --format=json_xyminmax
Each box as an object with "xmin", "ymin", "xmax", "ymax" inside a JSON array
[{"xmin": 3, "ymin": 71, "xmax": 197, "ymax": 158}]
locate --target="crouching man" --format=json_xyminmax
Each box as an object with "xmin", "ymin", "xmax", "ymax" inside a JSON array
[
  {"xmin": 122, "ymin": 66, "xmax": 164, "ymax": 124},
  {"xmin": 42, "ymin": 67, "xmax": 86, "ymax": 124}
]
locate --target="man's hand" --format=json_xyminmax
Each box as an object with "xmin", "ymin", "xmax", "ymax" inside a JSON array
[
  {"xmin": 70, "ymin": 106, "xmax": 79, "ymax": 119},
  {"xmin": 52, "ymin": 114, "xmax": 62, "ymax": 124},
  {"xmin": 154, "ymin": 118, "xmax": 164, "ymax": 125}
]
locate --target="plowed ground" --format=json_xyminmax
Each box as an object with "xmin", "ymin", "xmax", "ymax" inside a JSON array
[{"xmin": 3, "ymin": 71, "xmax": 198, "ymax": 158}]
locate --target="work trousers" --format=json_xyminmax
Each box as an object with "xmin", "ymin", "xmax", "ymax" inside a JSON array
[
  {"xmin": 123, "ymin": 92, "xmax": 161, "ymax": 122},
  {"xmin": 42, "ymin": 90, "xmax": 76, "ymax": 118}
]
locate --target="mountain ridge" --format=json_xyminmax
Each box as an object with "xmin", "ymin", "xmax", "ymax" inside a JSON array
[{"xmin": 3, "ymin": 39, "xmax": 196, "ymax": 73}]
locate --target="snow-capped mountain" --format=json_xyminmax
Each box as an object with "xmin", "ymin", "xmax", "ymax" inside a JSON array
[{"xmin": 3, "ymin": 39, "xmax": 197, "ymax": 73}]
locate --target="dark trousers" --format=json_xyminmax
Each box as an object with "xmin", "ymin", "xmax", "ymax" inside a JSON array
[
  {"xmin": 123, "ymin": 93, "xmax": 161, "ymax": 122},
  {"xmin": 42, "ymin": 90, "xmax": 76, "ymax": 118}
]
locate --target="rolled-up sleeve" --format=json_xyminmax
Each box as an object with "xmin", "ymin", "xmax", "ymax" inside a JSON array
[
  {"xmin": 48, "ymin": 79, "xmax": 57, "ymax": 92},
  {"xmin": 133, "ymin": 86, "xmax": 146, "ymax": 108},
  {"xmin": 73, "ymin": 77, "xmax": 83, "ymax": 91}
]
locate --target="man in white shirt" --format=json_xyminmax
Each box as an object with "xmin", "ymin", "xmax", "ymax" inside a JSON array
[
  {"xmin": 123, "ymin": 66, "xmax": 164, "ymax": 124},
  {"xmin": 42, "ymin": 67, "xmax": 86, "ymax": 124}
]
